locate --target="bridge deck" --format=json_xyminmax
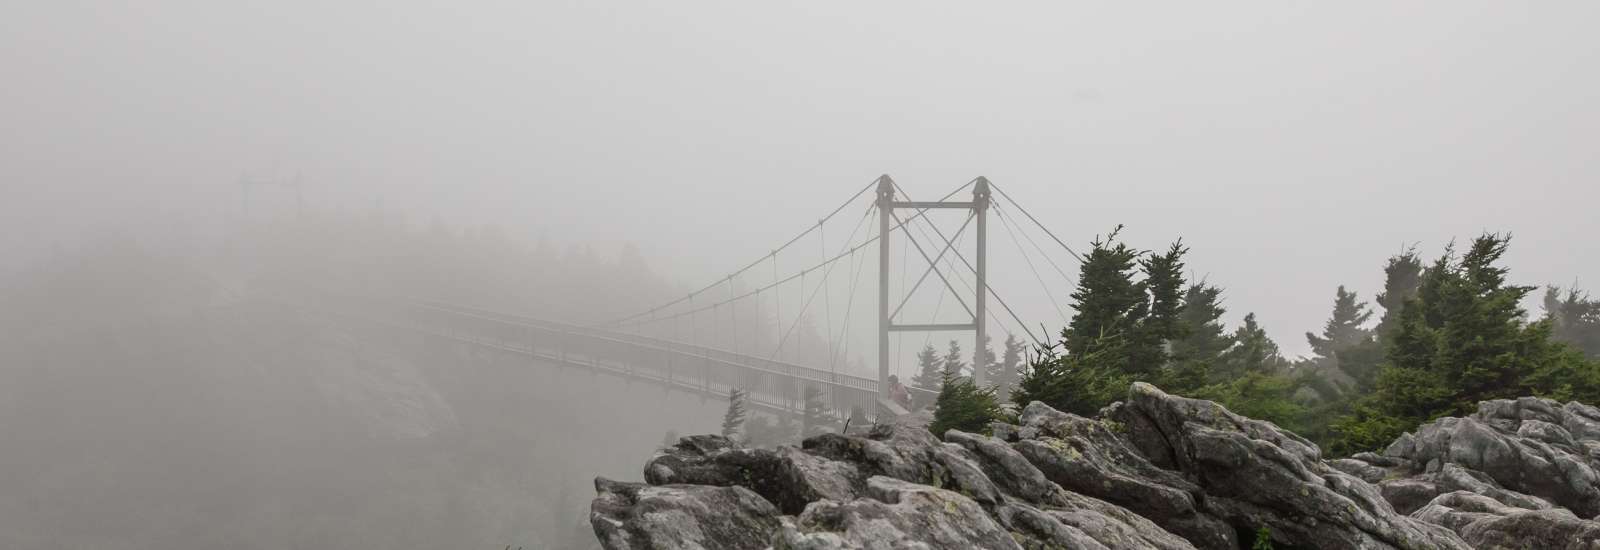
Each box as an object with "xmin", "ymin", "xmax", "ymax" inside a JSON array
[{"xmin": 305, "ymin": 294, "xmax": 930, "ymax": 420}]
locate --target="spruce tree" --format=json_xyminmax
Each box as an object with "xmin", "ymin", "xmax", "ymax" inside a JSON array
[
  {"xmin": 721, "ymin": 388, "xmax": 748, "ymax": 441},
  {"xmin": 975, "ymin": 334, "xmax": 999, "ymax": 386},
  {"xmin": 1013, "ymin": 335, "xmax": 1133, "ymax": 416},
  {"xmin": 1220, "ymin": 313, "xmax": 1288, "ymax": 377},
  {"xmin": 1545, "ymin": 286, "xmax": 1600, "ymax": 358},
  {"xmin": 1064, "ymin": 227, "xmax": 1147, "ymax": 359},
  {"xmin": 1332, "ymin": 234, "xmax": 1598, "ymax": 453},
  {"xmin": 1132, "ymin": 241, "xmax": 1188, "ymax": 374},
  {"xmin": 992, "ymin": 334, "xmax": 1026, "ymax": 402},
  {"xmin": 1172, "ymin": 284, "xmax": 1230, "ymax": 361},
  {"xmin": 1373, "ymin": 249, "xmax": 1424, "ymax": 339},
  {"xmin": 911, "ymin": 343, "xmax": 943, "ymax": 393},
  {"xmin": 1433, "ymin": 235, "xmax": 1541, "ymax": 407},
  {"xmin": 1306, "ymin": 286, "xmax": 1374, "ymax": 360},
  {"xmin": 1303, "ymin": 286, "xmax": 1382, "ymax": 393},
  {"xmin": 1166, "ymin": 283, "xmax": 1231, "ymax": 391},
  {"xmin": 801, "ymin": 385, "xmax": 833, "ymax": 438},
  {"xmin": 930, "ymin": 371, "xmax": 1003, "ymax": 437},
  {"xmin": 942, "ymin": 339, "xmax": 967, "ymax": 378},
  {"xmin": 1019, "ymin": 228, "xmax": 1186, "ymax": 413}
]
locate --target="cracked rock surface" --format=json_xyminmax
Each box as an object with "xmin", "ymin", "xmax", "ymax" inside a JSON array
[{"xmin": 593, "ymin": 384, "xmax": 1600, "ymax": 549}]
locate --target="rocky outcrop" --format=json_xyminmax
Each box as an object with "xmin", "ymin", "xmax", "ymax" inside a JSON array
[
  {"xmin": 1413, "ymin": 491, "xmax": 1600, "ymax": 549},
  {"xmin": 1335, "ymin": 395, "xmax": 1600, "ymax": 546},
  {"xmin": 590, "ymin": 478, "xmax": 782, "ymax": 549},
  {"xmin": 593, "ymin": 384, "xmax": 1600, "ymax": 549}
]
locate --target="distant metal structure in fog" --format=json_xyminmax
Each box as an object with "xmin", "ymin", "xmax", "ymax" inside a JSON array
[
  {"xmin": 587, "ymin": 175, "xmax": 1075, "ymax": 415},
  {"xmin": 322, "ymin": 175, "xmax": 1080, "ymax": 420},
  {"xmin": 875, "ymin": 176, "xmax": 991, "ymax": 390}
]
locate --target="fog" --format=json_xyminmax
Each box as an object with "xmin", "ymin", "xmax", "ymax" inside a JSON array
[{"xmin": 2, "ymin": 2, "xmax": 1598, "ymax": 548}]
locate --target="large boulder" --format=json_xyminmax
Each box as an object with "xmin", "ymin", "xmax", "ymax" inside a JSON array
[
  {"xmin": 589, "ymin": 477, "xmax": 782, "ymax": 550},
  {"xmin": 1411, "ymin": 491, "xmax": 1600, "ymax": 549},
  {"xmin": 1090, "ymin": 383, "xmax": 1467, "ymax": 550},
  {"xmin": 1364, "ymin": 396, "xmax": 1600, "ymax": 520},
  {"xmin": 643, "ymin": 434, "xmax": 859, "ymax": 514},
  {"xmin": 1012, "ymin": 400, "xmax": 1235, "ymax": 548},
  {"xmin": 773, "ymin": 476, "xmax": 1023, "ymax": 550}
]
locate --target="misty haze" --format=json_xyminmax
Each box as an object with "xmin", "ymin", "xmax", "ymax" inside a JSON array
[{"xmin": 4, "ymin": 3, "xmax": 1600, "ymax": 549}]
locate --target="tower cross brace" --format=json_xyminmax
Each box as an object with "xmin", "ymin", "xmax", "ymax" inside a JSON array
[{"xmin": 876, "ymin": 176, "xmax": 991, "ymax": 400}]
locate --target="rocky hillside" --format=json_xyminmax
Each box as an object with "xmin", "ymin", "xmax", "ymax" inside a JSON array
[{"xmin": 591, "ymin": 383, "xmax": 1600, "ymax": 549}]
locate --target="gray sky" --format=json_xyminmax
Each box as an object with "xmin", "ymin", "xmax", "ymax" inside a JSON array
[{"xmin": 4, "ymin": 1, "xmax": 1598, "ymax": 357}]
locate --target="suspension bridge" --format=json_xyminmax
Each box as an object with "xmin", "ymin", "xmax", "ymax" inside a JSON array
[{"xmin": 333, "ymin": 175, "xmax": 1082, "ymax": 420}]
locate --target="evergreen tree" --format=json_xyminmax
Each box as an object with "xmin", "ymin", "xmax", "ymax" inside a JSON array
[
  {"xmin": 992, "ymin": 334, "xmax": 1027, "ymax": 402},
  {"xmin": 942, "ymin": 339, "xmax": 967, "ymax": 378},
  {"xmin": 1013, "ymin": 336, "xmax": 1134, "ymax": 416},
  {"xmin": 1017, "ymin": 228, "xmax": 1187, "ymax": 413},
  {"xmin": 975, "ymin": 334, "xmax": 999, "ymax": 386},
  {"xmin": 1545, "ymin": 286, "xmax": 1600, "ymax": 358},
  {"xmin": 1193, "ymin": 371, "xmax": 1309, "ymax": 436},
  {"xmin": 1332, "ymin": 234, "xmax": 1598, "ymax": 453},
  {"xmin": 1064, "ymin": 227, "xmax": 1147, "ymax": 360},
  {"xmin": 1301, "ymin": 286, "xmax": 1383, "ymax": 394},
  {"xmin": 721, "ymin": 388, "xmax": 748, "ymax": 441},
  {"xmin": 1132, "ymin": 241, "xmax": 1188, "ymax": 374},
  {"xmin": 1165, "ymin": 283, "xmax": 1231, "ymax": 391},
  {"xmin": 1373, "ymin": 249, "xmax": 1424, "ymax": 339},
  {"xmin": 801, "ymin": 385, "xmax": 833, "ymax": 438},
  {"xmin": 930, "ymin": 371, "xmax": 1003, "ymax": 437},
  {"xmin": 1220, "ymin": 313, "xmax": 1289, "ymax": 377},
  {"xmin": 1306, "ymin": 286, "xmax": 1374, "ymax": 361},
  {"xmin": 1172, "ymin": 284, "xmax": 1230, "ymax": 361},
  {"xmin": 911, "ymin": 343, "xmax": 943, "ymax": 393}
]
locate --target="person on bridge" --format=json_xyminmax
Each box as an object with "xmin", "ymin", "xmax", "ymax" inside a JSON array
[{"xmin": 887, "ymin": 374, "xmax": 911, "ymax": 410}]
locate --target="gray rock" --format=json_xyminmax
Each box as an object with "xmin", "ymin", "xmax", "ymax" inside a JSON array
[
  {"xmin": 594, "ymin": 384, "xmax": 1600, "ymax": 550},
  {"xmin": 1565, "ymin": 401, "xmax": 1600, "ymax": 441},
  {"xmin": 1395, "ymin": 401, "xmax": 1600, "ymax": 517},
  {"xmin": 590, "ymin": 477, "xmax": 782, "ymax": 550},
  {"xmin": 1330, "ymin": 457, "xmax": 1389, "ymax": 483},
  {"xmin": 1412, "ymin": 491, "xmax": 1600, "ymax": 549},
  {"xmin": 1379, "ymin": 463, "xmax": 1557, "ymax": 516},
  {"xmin": 1011, "ymin": 424, "xmax": 1232, "ymax": 548},
  {"xmin": 643, "ymin": 434, "xmax": 860, "ymax": 514},
  {"xmin": 945, "ymin": 429, "xmax": 1196, "ymax": 549},
  {"xmin": 1105, "ymin": 382, "xmax": 1467, "ymax": 550},
  {"xmin": 773, "ymin": 476, "xmax": 1023, "ymax": 550}
]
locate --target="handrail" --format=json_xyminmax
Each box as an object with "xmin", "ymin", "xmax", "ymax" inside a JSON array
[
  {"xmin": 412, "ymin": 301, "xmax": 881, "ymax": 390},
  {"xmin": 407, "ymin": 302, "xmax": 879, "ymax": 394}
]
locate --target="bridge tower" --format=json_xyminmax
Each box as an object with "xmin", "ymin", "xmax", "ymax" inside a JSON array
[{"xmin": 876, "ymin": 176, "xmax": 991, "ymax": 400}]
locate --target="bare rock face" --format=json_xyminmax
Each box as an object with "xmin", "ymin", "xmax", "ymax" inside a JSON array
[
  {"xmin": 1412, "ymin": 491, "xmax": 1600, "ymax": 549},
  {"xmin": 774, "ymin": 476, "xmax": 1023, "ymax": 550},
  {"xmin": 1334, "ymin": 395, "xmax": 1600, "ymax": 546},
  {"xmin": 1097, "ymin": 383, "xmax": 1466, "ymax": 550},
  {"xmin": 590, "ymin": 477, "xmax": 782, "ymax": 550},
  {"xmin": 591, "ymin": 384, "xmax": 1600, "ymax": 549}
]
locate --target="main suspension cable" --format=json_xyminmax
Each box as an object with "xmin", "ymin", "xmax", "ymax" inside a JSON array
[
  {"xmin": 603, "ymin": 177, "xmax": 881, "ymax": 327},
  {"xmin": 988, "ymin": 181, "xmax": 1085, "ymax": 264}
]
